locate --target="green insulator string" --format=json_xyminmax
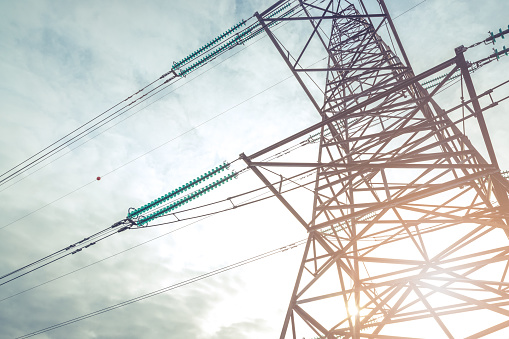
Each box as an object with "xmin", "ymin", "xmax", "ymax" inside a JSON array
[
  {"xmin": 174, "ymin": 2, "xmax": 296, "ymax": 77},
  {"xmin": 180, "ymin": 29, "xmax": 253, "ymax": 76},
  {"xmin": 172, "ymin": 20, "xmax": 246, "ymax": 71},
  {"xmin": 137, "ymin": 171, "xmax": 238, "ymax": 226},
  {"xmin": 266, "ymin": 1, "xmax": 292, "ymax": 19},
  {"xmin": 494, "ymin": 46, "xmax": 509, "ymax": 60},
  {"xmin": 127, "ymin": 162, "xmax": 231, "ymax": 219},
  {"xmin": 489, "ymin": 25, "xmax": 508, "ymax": 44}
]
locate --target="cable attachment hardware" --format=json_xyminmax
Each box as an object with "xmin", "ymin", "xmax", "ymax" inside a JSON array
[
  {"xmin": 128, "ymin": 161, "xmax": 231, "ymax": 221},
  {"xmin": 76, "ymin": 237, "xmax": 90, "ymax": 245},
  {"xmin": 126, "ymin": 208, "xmax": 140, "ymax": 221},
  {"xmin": 117, "ymin": 226, "xmax": 130, "ymax": 233},
  {"xmin": 126, "ymin": 218, "xmax": 137, "ymax": 227},
  {"xmin": 159, "ymin": 70, "xmax": 171, "ymax": 79},
  {"xmin": 110, "ymin": 220, "xmax": 124, "ymax": 229},
  {"xmin": 280, "ymin": 243, "xmax": 298, "ymax": 252},
  {"xmin": 136, "ymin": 169, "xmax": 238, "ymax": 226}
]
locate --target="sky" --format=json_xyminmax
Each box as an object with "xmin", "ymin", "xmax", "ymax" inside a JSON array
[{"xmin": 1, "ymin": 0, "xmax": 509, "ymax": 338}]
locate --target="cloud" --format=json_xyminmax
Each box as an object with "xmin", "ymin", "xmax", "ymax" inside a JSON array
[
  {"xmin": 1, "ymin": 0, "xmax": 509, "ymax": 338},
  {"xmin": 208, "ymin": 319, "xmax": 272, "ymax": 339}
]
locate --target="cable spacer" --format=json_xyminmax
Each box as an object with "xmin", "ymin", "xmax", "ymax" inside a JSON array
[{"xmin": 84, "ymin": 242, "xmax": 96, "ymax": 249}]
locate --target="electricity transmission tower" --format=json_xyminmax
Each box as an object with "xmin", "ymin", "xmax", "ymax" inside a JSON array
[
  {"xmin": 239, "ymin": 1, "xmax": 509, "ymax": 338},
  {"xmin": 4, "ymin": 1, "xmax": 509, "ymax": 337}
]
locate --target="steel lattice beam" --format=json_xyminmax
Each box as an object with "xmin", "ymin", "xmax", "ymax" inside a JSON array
[{"xmin": 242, "ymin": 0, "xmax": 509, "ymax": 338}]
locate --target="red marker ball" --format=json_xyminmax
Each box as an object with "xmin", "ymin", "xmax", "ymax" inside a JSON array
[{"xmin": 97, "ymin": 176, "xmax": 101, "ymax": 181}]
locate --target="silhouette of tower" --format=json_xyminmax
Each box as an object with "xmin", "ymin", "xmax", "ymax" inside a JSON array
[{"xmin": 241, "ymin": 1, "xmax": 509, "ymax": 337}]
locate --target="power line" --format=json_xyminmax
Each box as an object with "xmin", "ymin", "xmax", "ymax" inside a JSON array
[
  {"xmin": 0, "ymin": 215, "xmax": 212, "ymax": 304},
  {"xmin": 15, "ymin": 239, "xmax": 305, "ymax": 339},
  {"xmin": 0, "ymin": 31, "xmax": 275, "ymax": 196},
  {"xmin": 0, "ymin": 1, "xmax": 301, "ymax": 190},
  {"xmin": 0, "ymin": 76, "xmax": 174, "ymax": 188},
  {"xmin": 0, "ymin": 0, "xmax": 434, "ymax": 225},
  {"xmin": 0, "ymin": 27, "xmax": 297, "ymax": 231},
  {"xmin": 0, "ymin": 68, "xmax": 292, "ymax": 231},
  {"xmin": 0, "ymin": 0, "xmax": 333, "ymax": 240},
  {"xmin": 392, "ymin": 0, "xmax": 427, "ymax": 20},
  {"xmin": 8, "ymin": 47, "xmax": 502, "ymax": 290},
  {"xmin": 0, "ymin": 163, "xmax": 317, "ymax": 301},
  {"xmin": 0, "ymin": 220, "xmax": 133, "ymax": 286},
  {"xmin": 0, "ymin": 161, "xmax": 316, "ymax": 288},
  {"xmin": 7, "ymin": 58, "xmax": 505, "ymax": 288}
]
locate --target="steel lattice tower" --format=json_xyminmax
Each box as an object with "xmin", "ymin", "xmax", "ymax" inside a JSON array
[{"xmin": 240, "ymin": 1, "xmax": 509, "ymax": 338}]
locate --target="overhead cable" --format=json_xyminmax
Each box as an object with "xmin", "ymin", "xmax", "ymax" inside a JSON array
[
  {"xmin": 15, "ymin": 239, "xmax": 306, "ymax": 339},
  {"xmin": 0, "ymin": 0, "xmax": 301, "ymax": 190},
  {"xmin": 0, "ymin": 219, "xmax": 134, "ymax": 287}
]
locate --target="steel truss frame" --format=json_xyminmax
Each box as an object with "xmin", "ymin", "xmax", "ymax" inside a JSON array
[{"xmin": 241, "ymin": 0, "xmax": 509, "ymax": 338}]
